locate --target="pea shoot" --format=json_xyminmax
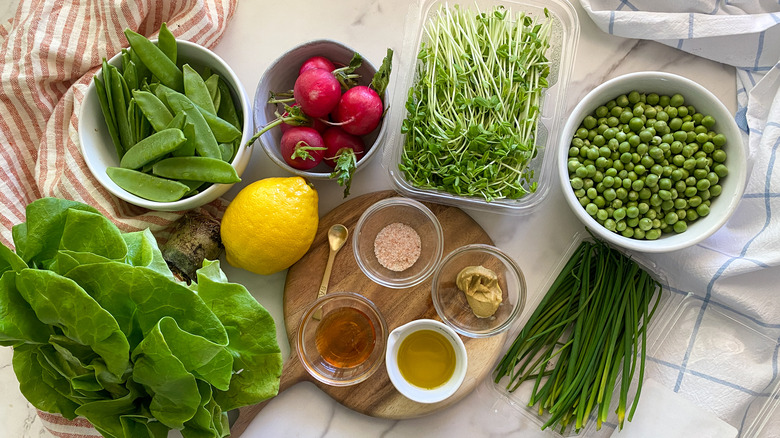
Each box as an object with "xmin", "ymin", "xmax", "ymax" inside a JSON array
[{"xmin": 399, "ymin": 5, "xmax": 553, "ymax": 201}]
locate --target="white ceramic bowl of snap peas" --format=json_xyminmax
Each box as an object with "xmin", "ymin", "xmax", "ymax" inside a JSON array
[
  {"xmin": 79, "ymin": 39, "xmax": 252, "ymax": 211},
  {"xmin": 558, "ymin": 72, "xmax": 747, "ymax": 253}
]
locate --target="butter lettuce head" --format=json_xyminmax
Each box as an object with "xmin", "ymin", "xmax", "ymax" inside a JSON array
[{"xmin": 0, "ymin": 198, "xmax": 282, "ymax": 438}]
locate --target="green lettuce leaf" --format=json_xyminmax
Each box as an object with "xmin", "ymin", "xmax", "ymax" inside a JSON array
[
  {"xmin": 122, "ymin": 229, "xmax": 175, "ymax": 280},
  {"xmin": 131, "ymin": 319, "xmax": 201, "ymax": 429},
  {"xmin": 0, "ymin": 240, "xmax": 27, "ymax": 274},
  {"xmin": 13, "ymin": 197, "xmax": 100, "ymax": 264},
  {"xmin": 13, "ymin": 344, "xmax": 81, "ymax": 419},
  {"xmin": 153, "ymin": 317, "xmax": 233, "ymax": 391},
  {"xmin": 0, "ymin": 271, "xmax": 51, "ymax": 346},
  {"xmin": 193, "ymin": 260, "xmax": 283, "ymax": 410},
  {"xmin": 59, "ymin": 209, "xmax": 128, "ymax": 260},
  {"xmin": 15, "ymin": 269, "xmax": 131, "ymax": 379},
  {"xmin": 1, "ymin": 196, "xmax": 282, "ymax": 437},
  {"xmin": 64, "ymin": 262, "xmax": 228, "ymax": 350}
]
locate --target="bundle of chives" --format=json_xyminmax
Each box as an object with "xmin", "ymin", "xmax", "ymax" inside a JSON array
[{"xmin": 493, "ymin": 239, "xmax": 662, "ymax": 433}]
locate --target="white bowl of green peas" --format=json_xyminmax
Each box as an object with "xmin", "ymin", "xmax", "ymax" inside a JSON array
[
  {"xmin": 79, "ymin": 28, "xmax": 252, "ymax": 211},
  {"xmin": 558, "ymin": 72, "xmax": 747, "ymax": 253}
]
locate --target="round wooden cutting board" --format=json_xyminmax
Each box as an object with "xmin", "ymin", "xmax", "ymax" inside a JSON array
[{"xmin": 233, "ymin": 191, "xmax": 507, "ymax": 435}]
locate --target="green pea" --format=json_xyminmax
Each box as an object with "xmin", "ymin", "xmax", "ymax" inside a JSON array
[
  {"xmin": 595, "ymin": 106, "xmax": 609, "ymax": 118},
  {"xmin": 570, "ymin": 177, "xmax": 584, "ymax": 190},
  {"xmin": 712, "ymin": 133, "xmax": 727, "ymax": 147},
  {"xmin": 597, "ymin": 209, "xmax": 609, "ymax": 221},
  {"xmin": 710, "ymin": 184, "xmax": 722, "ymax": 197},
  {"xmin": 701, "ymin": 115, "xmax": 716, "ymax": 128},
  {"xmin": 585, "ymin": 203, "xmax": 598, "ymax": 216},
  {"xmin": 697, "ymin": 204, "xmax": 710, "ymax": 217},
  {"xmin": 628, "ymin": 117, "xmax": 644, "ymax": 132},
  {"xmin": 712, "ymin": 149, "xmax": 727, "ymax": 163},
  {"xmin": 696, "ymin": 179, "xmax": 711, "ymax": 191}
]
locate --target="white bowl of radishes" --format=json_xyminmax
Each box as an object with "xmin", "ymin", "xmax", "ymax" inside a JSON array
[{"xmin": 251, "ymin": 39, "xmax": 392, "ymax": 196}]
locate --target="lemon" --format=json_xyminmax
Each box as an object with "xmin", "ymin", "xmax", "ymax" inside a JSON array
[{"xmin": 221, "ymin": 177, "xmax": 319, "ymax": 275}]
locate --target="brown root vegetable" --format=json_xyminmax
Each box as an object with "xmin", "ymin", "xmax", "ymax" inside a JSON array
[{"xmin": 161, "ymin": 210, "xmax": 223, "ymax": 283}]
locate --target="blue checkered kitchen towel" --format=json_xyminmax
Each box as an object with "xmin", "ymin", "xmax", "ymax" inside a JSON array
[{"xmin": 578, "ymin": 1, "xmax": 780, "ymax": 436}]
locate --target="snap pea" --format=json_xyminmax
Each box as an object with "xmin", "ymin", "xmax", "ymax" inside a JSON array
[
  {"xmin": 157, "ymin": 22, "xmax": 177, "ymax": 64},
  {"xmin": 183, "ymin": 64, "xmax": 217, "ymax": 114},
  {"xmin": 121, "ymin": 49, "xmax": 139, "ymax": 90},
  {"xmin": 119, "ymin": 128, "xmax": 186, "ymax": 169},
  {"xmin": 106, "ymin": 167, "xmax": 190, "ymax": 202},
  {"xmin": 205, "ymin": 74, "xmax": 221, "ymax": 111},
  {"xmin": 164, "ymin": 93, "xmax": 221, "ymax": 158},
  {"xmin": 127, "ymin": 45, "xmax": 150, "ymax": 84},
  {"xmin": 152, "ymin": 156, "xmax": 240, "ymax": 184},
  {"xmin": 158, "ymin": 83, "xmax": 241, "ymax": 143},
  {"xmin": 110, "ymin": 66, "xmax": 134, "ymax": 153},
  {"xmin": 218, "ymin": 143, "xmax": 234, "ymax": 162},
  {"xmin": 124, "ymin": 28, "xmax": 183, "ymax": 91},
  {"xmin": 94, "ymin": 24, "xmax": 246, "ymax": 203},
  {"xmin": 132, "ymin": 90, "xmax": 174, "ymax": 132},
  {"xmin": 172, "ymin": 122, "xmax": 197, "ymax": 157},
  {"xmin": 94, "ymin": 76, "xmax": 123, "ymax": 159},
  {"xmin": 216, "ymin": 77, "xmax": 241, "ymax": 129}
]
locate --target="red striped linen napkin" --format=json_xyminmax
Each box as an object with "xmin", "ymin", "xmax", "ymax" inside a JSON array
[{"xmin": 0, "ymin": 0, "xmax": 237, "ymax": 435}]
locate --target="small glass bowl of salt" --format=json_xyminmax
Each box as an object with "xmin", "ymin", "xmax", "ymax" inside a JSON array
[{"xmin": 353, "ymin": 196, "xmax": 444, "ymax": 288}]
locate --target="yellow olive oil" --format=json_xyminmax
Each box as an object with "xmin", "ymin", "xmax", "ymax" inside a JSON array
[{"xmin": 397, "ymin": 329, "xmax": 456, "ymax": 389}]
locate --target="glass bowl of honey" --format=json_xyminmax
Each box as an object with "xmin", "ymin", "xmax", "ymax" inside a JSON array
[{"xmin": 297, "ymin": 292, "xmax": 389, "ymax": 386}]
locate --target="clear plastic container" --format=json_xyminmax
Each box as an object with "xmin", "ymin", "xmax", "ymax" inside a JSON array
[
  {"xmin": 480, "ymin": 231, "xmax": 780, "ymax": 437},
  {"xmin": 382, "ymin": 0, "xmax": 580, "ymax": 215}
]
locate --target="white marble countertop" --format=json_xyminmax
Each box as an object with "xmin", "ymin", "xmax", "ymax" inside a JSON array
[{"xmin": 0, "ymin": 0, "xmax": 738, "ymax": 437}]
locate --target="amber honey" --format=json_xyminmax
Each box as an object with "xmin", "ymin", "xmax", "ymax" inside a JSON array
[{"xmin": 315, "ymin": 307, "xmax": 376, "ymax": 368}]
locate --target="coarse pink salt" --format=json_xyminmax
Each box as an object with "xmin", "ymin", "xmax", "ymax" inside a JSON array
[{"xmin": 374, "ymin": 222, "xmax": 421, "ymax": 272}]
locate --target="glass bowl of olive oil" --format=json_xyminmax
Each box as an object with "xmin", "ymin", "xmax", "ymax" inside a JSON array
[{"xmin": 297, "ymin": 292, "xmax": 389, "ymax": 386}]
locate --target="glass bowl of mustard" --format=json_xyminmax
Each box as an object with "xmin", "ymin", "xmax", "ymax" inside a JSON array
[
  {"xmin": 297, "ymin": 292, "xmax": 389, "ymax": 386},
  {"xmin": 431, "ymin": 244, "xmax": 526, "ymax": 338}
]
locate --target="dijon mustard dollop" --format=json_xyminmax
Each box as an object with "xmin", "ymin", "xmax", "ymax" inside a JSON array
[{"xmin": 455, "ymin": 265, "xmax": 502, "ymax": 318}]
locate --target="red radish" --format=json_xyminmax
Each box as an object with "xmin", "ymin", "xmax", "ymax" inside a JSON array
[
  {"xmin": 322, "ymin": 126, "xmax": 365, "ymax": 168},
  {"xmin": 293, "ymin": 68, "xmax": 342, "ymax": 118},
  {"xmin": 279, "ymin": 127, "xmax": 327, "ymax": 170},
  {"xmin": 298, "ymin": 56, "xmax": 336, "ymax": 75},
  {"xmin": 279, "ymin": 104, "xmax": 328, "ymax": 134},
  {"xmin": 331, "ymin": 85, "xmax": 383, "ymax": 136}
]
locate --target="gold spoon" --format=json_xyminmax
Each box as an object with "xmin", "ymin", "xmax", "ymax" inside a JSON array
[{"xmin": 313, "ymin": 224, "xmax": 349, "ymax": 320}]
